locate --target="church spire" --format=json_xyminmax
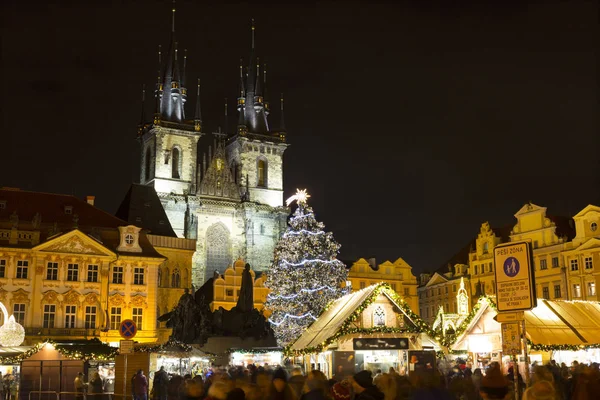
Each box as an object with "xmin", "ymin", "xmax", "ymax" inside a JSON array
[
  {"xmin": 263, "ymin": 63, "xmax": 269, "ymax": 114},
  {"xmin": 137, "ymin": 84, "xmax": 146, "ymax": 136},
  {"xmin": 194, "ymin": 78, "xmax": 202, "ymax": 132},
  {"xmin": 279, "ymin": 93, "xmax": 286, "ymax": 131},
  {"xmin": 224, "ymin": 98, "xmax": 229, "ymax": 135}
]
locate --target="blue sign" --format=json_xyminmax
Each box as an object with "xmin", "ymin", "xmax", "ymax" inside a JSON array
[
  {"xmin": 503, "ymin": 257, "xmax": 520, "ymax": 278},
  {"xmin": 119, "ymin": 319, "xmax": 137, "ymax": 339}
]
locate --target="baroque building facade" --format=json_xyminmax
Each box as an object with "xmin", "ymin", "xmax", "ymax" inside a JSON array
[
  {"xmin": 0, "ymin": 188, "xmax": 194, "ymax": 345},
  {"xmin": 418, "ymin": 202, "xmax": 600, "ymax": 318},
  {"xmin": 136, "ymin": 13, "xmax": 289, "ymax": 288}
]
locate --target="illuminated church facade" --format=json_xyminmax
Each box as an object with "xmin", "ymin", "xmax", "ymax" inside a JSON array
[{"xmin": 136, "ymin": 12, "xmax": 289, "ymax": 287}]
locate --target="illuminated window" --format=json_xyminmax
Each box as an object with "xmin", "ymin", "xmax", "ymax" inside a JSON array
[
  {"xmin": 226, "ymin": 289, "xmax": 233, "ymax": 296},
  {"xmin": 13, "ymin": 304, "xmax": 25, "ymax": 325},
  {"xmin": 133, "ymin": 308, "xmax": 143, "ymax": 330},
  {"xmin": 570, "ymin": 259, "xmax": 579, "ymax": 271},
  {"xmin": 585, "ymin": 257, "xmax": 593, "ymax": 270},
  {"xmin": 46, "ymin": 262, "xmax": 58, "ymax": 280},
  {"xmin": 588, "ymin": 282, "xmax": 596, "ymax": 296},
  {"xmin": 573, "ymin": 284, "xmax": 581, "ymax": 298},
  {"xmin": 257, "ymin": 158, "xmax": 267, "ymax": 187},
  {"xmin": 554, "ymin": 285, "xmax": 561, "ymax": 299},
  {"xmin": 474, "ymin": 265, "xmax": 478, "ymax": 275},
  {"xmin": 373, "ymin": 306, "xmax": 386, "ymax": 327},
  {"xmin": 483, "ymin": 242, "xmax": 489, "ymax": 254},
  {"xmin": 67, "ymin": 263, "xmax": 79, "ymax": 281},
  {"xmin": 110, "ymin": 307, "xmax": 122, "ymax": 330},
  {"xmin": 172, "ymin": 147, "xmax": 181, "ymax": 179},
  {"xmin": 206, "ymin": 223, "xmax": 231, "ymax": 274},
  {"xmin": 43, "ymin": 304, "xmax": 56, "ymax": 328},
  {"xmin": 85, "ymin": 306, "xmax": 96, "ymax": 329},
  {"xmin": 16, "ymin": 260, "xmax": 28, "ymax": 279},
  {"xmin": 112, "ymin": 266, "xmax": 123, "ymax": 284},
  {"xmin": 540, "ymin": 259, "xmax": 547, "ymax": 270},
  {"xmin": 542, "ymin": 286, "xmax": 549, "ymax": 300},
  {"xmin": 0, "ymin": 259, "xmax": 5, "ymax": 278},
  {"xmin": 133, "ymin": 267, "xmax": 145, "ymax": 285},
  {"xmin": 87, "ymin": 265, "xmax": 99, "ymax": 282},
  {"xmin": 552, "ymin": 257, "xmax": 559, "ymax": 268},
  {"xmin": 65, "ymin": 305, "xmax": 76, "ymax": 328}
]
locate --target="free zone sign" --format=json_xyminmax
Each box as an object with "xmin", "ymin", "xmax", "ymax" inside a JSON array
[{"xmin": 494, "ymin": 241, "xmax": 537, "ymax": 312}]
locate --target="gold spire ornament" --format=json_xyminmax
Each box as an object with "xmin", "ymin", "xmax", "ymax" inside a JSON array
[{"xmin": 286, "ymin": 189, "xmax": 310, "ymax": 207}]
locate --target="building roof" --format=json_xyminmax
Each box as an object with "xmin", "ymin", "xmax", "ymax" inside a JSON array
[
  {"xmin": 0, "ymin": 187, "xmax": 126, "ymax": 231},
  {"xmin": 115, "ymin": 184, "xmax": 177, "ymax": 237},
  {"xmin": 289, "ymin": 283, "xmax": 424, "ymax": 353}
]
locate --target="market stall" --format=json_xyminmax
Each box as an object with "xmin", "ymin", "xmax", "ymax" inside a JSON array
[
  {"xmin": 288, "ymin": 283, "xmax": 439, "ymax": 378},
  {"xmin": 229, "ymin": 348, "xmax": 283, "ymax": 368}
]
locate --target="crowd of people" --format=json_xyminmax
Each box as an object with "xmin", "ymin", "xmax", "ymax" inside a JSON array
[
  {"xmin": 0, "ymin": 373, "xmax": 18, "ymax": 400},
  {"xmin": 124, "ymin": 359, "xmax": 594, "ymax": 400}
]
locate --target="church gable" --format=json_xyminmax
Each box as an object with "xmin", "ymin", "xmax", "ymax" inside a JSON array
[
  {"xmin": 425, "ymin": 273, "xmax": 448, "ymax": 287},
  {"xmin": 34, "ymin": 230, "xmax": 115, "ymax": 257},
  {"xmin": 360, "ymin": 292, "xmax": 407, "ymax": 329},
  {"xmin": 199, "ymin": 142, "xmax": 240, "ymax": 201}
]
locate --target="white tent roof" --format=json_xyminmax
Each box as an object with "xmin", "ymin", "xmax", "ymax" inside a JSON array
[{"xmin": 289, "ymin": 283, "xmax": 420, "ymax": 352}]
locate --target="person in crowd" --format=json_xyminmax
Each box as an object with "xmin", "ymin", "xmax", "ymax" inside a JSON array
[
  {"xmin": 570, "ymin": 365, "xmax": 600, "ymax": 400},
  {"xmin": 268, "ymin": 368, "xmax": 297, "ymax": 400},
  {"xmin": 239, "ymin": 383, "xmax": 263, "ymax": 400},
  {"xmin": 301, "ymin": 370, "xmax": 330, "ymax": 400},
  {"xmin": 522, "ymin": 381, "xmax": 556, "ymax": 400},
  {"xmin": 373, "ymin": 370, "xmax": 384, "ymax": 387},
  {"xmin": 388, "ymin": 368, "xmax": 397, "ymax": 376},
  {"xmin": 333, "ymin": 367, "xmax": 346, "ymax": 383},
  {"xmin": 479, "ymin": 364, "xmax": 508, "ymax": 400},
  {"xmin": 350, "ymin": 371, "xmax": 383, "ymax": 400},
  {"xmin": 183, "ymin": 377, "xmax": 204, "ymax": 400},
  {"xmin": 393, "ymin": 373, "xmax": 412, "ymax": 400},
  {"xmin": 133, "ymin": 370, "xmax": 149, "ymax": 400},
  {"xmin": 374, "ymin": 374, "xmax": 396, "ymax": 400},
  {"xmin": 205, "ymin": 380, "xmax": 230, "ymax": 400},
  {"xmin": 89, "ymin": 372, "xmax": 104, "ymax": 398},
  {"xmin": 330, "ymin": 381, "xmax": 352, "ymax": 400},
  {"xmin": 471, "ymin": 369, "xmax": 483, "ymax": 400},
  {"xmin": 289, "ymin": 368, "xmax": 306, "ymax": 398},
  {"xmin": 75, "ymin": 372, "xmax": 87, "ymax": 400},
  {"xmin": 2, "ymin": 374, "xmax": 9, "ymax": 400},
  {"xmin": 153, "ymin": 366, "xmax": 169, "ymax": 400},
  {"xmin": 7, "ymin": 378, "xmax": 16, "ymax": 400},
  {"xmin": 168, "ymin": 375, "xmax": 184, "ymax": 400},
  {"xmin": 409, "ymin": 369, "xmax": 452, "ymax": 400},
  {"xmin": 227, "ymin": 388, "xmax": 246, "ymax": 400}
]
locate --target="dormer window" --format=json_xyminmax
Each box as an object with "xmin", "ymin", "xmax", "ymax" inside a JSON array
[
  {"xmin": 373, "ymin": 306, "xmax": 386, "ymax": 327},
  {"xmin": 592, "ymin": 222, "xmax": 598, "ymax": 232},
  {"xmin": 483, "ymin": 242, "xmax": 489, "ymax": 253},
  {"xmin": 117, "ymin": 226, "xmax": 142, "ymax": 253},
  {"xmin": 64, "ymin": 206, "xmax": 73, "ymax": 215},
  {"xmin": 125, "ymin": 234, "xmax": 134, "ymax": 245}
]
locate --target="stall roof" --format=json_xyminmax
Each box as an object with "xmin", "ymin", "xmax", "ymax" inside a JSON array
[
  {"xmin": 290, "ymin": 283, "xmax": 421, "ymax": 352},
  {"xmin": 453, "ymin": 298, "xmax": 600, "ymax": 349}
]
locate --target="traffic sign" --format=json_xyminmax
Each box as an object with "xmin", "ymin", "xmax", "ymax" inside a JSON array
[
  {"xmin": 501, "ymin": 323, "xmax": 521, "ymax": 355},
  {"xmin": 120, "ymin": 340, "xmax": 134, "ymax": 354},
  {"xmin": 494, "ymin": 312, "xmax": 524, "ymax": 323},
  {"xmin": 119, "ymin": 319, "xmax": 137, "ymax": 339},
  {"xmin": 494, "ymin": 241, "xmax": 537, "ymax": 312}
]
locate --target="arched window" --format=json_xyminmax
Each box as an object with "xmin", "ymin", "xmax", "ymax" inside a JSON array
[
  {"xmin": 144, "ymin": 147, "xmax": 152, "ymax": 182},
  {"xmin": 373, "ymin": 306, "xmax": 386, "ymax": 327},
  {"xmin": 483, "ymin": 242, "xmax": 489, "ymax": 253},
  {"xmin": 257, "ymin": 158, "xmax": 267, "ymax": 187},
  {"xmin": 172, "ymin": 147, "xmax": 181, "ymax": 179},
  {"xmin": 171, "ymin": 269, "xmax": 181, "ymax": 288},
  {"xmin": 206, "ymin": 223, "xmax": 231, "ymax": 279}
]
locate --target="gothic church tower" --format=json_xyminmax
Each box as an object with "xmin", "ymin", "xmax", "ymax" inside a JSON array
[{"xmin": 136, "ymin": 9, "xmax": 288, "ymax": 288}]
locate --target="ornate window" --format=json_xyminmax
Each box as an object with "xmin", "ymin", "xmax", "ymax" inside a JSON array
[
  {"xmin": 172, "ymin": 147, "xmax": 181, "ymax": 179},
  {"xmin": 67, "ymin": 263, "xmax": 79, "ymax": 281},
  {"xmin": 87, "ymin": 265, "xmax": 99, "ymax": 282},
  {"xmin": 112, "ymin": 266, "xmax": 123, "ymax": 284},
  {"xmin": 257, "ymin": 157, "xmax": 267, "ymax": 187},
  {"xmin": 133, "ymin": 267, "xmax": 145, "ymax": 285},
  {"xmin": 46, "ymin": 262, "xmax": 58, "ymax": 280},
  {"xmin": 16, "ymin": 260, "xmax": 28, "ymax": 279},
  {"xmin": 85, "ymin": 306, "xmax": 96, "ymax": 329},
  {"xmin": 43, "ymin": 304, "xmax": 56, "ymax": 328},
  {"xmin": 133, "ymin": 307, "xmax": 143, "ymax": 331},
  {"xmin": 171, "ymin": 269, "xmax": 181, "ymax": 288},
  {"xmin": 13, "ymin": 304, "xmax": 25, "ymax": 325},
  {"xmin": 65, "ymin": 305, "xmax": 76, "ymax": 328},
  {"xmin": 110, "ymin": 307, "xmax": 122, "ymax": 330},
  {"xmin": 373, "ymin": 306, "xmax": 386, "ymax": 327},
  {"xmin": 206, "ymin": 223, "xmax": 231, "ymax": 274}
]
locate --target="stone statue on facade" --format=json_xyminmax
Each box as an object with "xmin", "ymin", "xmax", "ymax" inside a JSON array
[{"xmin": 236, "ymin": 263, "xmax": 254, "ymax": 312}]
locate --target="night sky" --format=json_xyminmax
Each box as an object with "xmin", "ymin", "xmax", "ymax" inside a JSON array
[{"xmin": 2, "ymin": 1, "xmax": 598, "ymax": 274}]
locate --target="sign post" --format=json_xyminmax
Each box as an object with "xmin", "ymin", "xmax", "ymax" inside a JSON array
[
  {"xmin": 494, "ymin": 241, "xmax": 536, "ymax": 400},
  {"xmin": 119, "ymin": 320, "xmax": 137, "ymax": 400}
]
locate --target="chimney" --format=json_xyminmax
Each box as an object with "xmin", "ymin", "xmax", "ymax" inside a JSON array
[
  {"xmin": 86, "ymin": 196, "xmax": 95, "ymax": 206},
  {"xmin": 367, "ymin": 258, "xmax": 377, "ymax": 270}
]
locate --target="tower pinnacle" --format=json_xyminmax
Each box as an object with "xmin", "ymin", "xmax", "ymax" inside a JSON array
[{"xmin": 194, "ymin": 78, "xmax": 202, "ymax": 132}]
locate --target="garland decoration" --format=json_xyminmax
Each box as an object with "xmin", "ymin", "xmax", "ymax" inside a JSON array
[
  {"xmin": 527, "ymin": 340, "xmax": 600, "ymax": 352},
  {"xmin": 0, "ymin": 338, "xmax": 118, "ymax": 365},
  {"xmin": 134, "ymin": 338, "xmax": 193, "ymax": 353},
  {"xmin": 226, "ymin": 348, "xmax": 282, "ymax": 354},
  {"xmin": 285, "ymin": 282, "xmax": 435, "ymax": 356}
]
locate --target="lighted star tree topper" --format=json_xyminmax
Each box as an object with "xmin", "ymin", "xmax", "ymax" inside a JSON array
[{"xmin": 266, "ymin": 189, "xmax": 348, "ymax": 346}]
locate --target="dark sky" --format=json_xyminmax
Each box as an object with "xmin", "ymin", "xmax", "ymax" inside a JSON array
[{"xmin": 2, "ymin": 0, "xmax": 598, "ymax": 274}]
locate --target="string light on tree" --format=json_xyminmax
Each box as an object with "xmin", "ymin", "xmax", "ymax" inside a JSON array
[{"xmin": 266, "ymin": 189, "xmax": 348, "ymax": 346}]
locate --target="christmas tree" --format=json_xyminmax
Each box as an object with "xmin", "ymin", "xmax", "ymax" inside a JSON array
[{"xmin": 265, "ymin": 189, "xmax": 348, "ymax": 346}]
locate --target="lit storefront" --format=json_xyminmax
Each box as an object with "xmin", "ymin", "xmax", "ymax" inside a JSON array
[
  {"xmin": 229, "ymin": 348, "xmax": 283, "ymax": 367},
  {"xmin": 288, "ymin": 283, "xmax": 438, "ymax": 378},
  {"xmin": 451, "ymin": 298, "xmax": 600, "ymax": 371}
]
